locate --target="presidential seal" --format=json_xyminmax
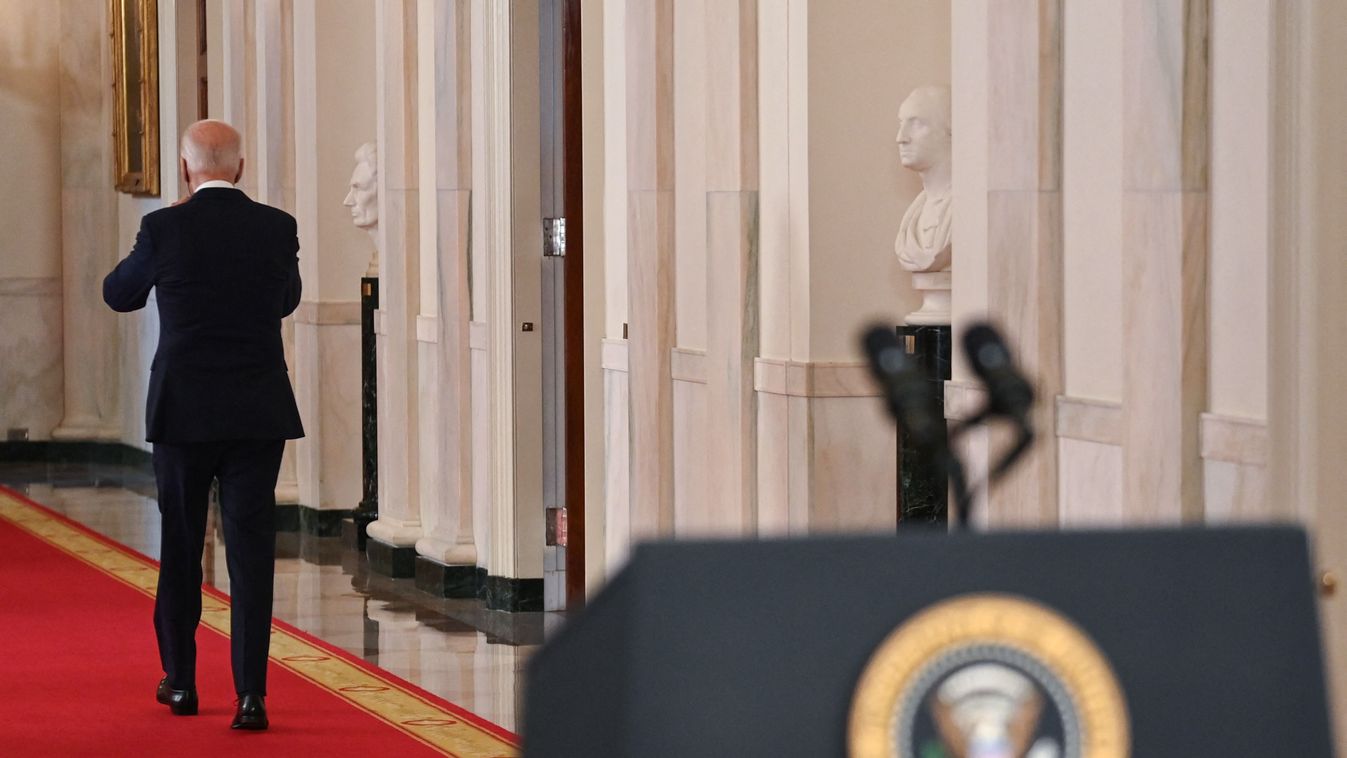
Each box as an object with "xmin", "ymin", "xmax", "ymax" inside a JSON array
[{"xmin": 848, "ymin": 595, "xmax": 1129, "ymax": 758}]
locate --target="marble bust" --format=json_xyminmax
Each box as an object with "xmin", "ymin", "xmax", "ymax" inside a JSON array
[
  {"xmin": 894, "ymin": 85, "xmax": 952, "ymax": 325},
  {"xmin": 344, "ymin": 142, "xmax": 379, "ymax": 277}
]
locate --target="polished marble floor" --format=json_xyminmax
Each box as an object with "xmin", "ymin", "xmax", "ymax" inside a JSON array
[{"xmin": 0, "ymin": 462, "xmax": 553, "ymax": 733}]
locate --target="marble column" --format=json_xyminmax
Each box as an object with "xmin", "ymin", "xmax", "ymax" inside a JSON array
[
  {"xmin": 1268, "ymin": 2, "xmax": 1347, "ymax": 746},
  {"xmin": 367, "ymin": 0, "xmax": 423, "ymax": 559},
  {"xmin": 1203, "ymin": 0, "xmax": 1270, "ymax": 522},
  {"xmin": 469, "ymin": 0, "xmax": 510, "ymax": 588},
  {"xmin": 52, "ymin": 0, "xmax": 120, "ymax": 442},
  {"xmin": 253, "ymin": 0, "xmax": 301, "ymax": 507},
  {"xmin": 291, "ymin": 0, "xmax": 374, "ymax": 530},
  {"xmin": 414, "ymin": 0, "xmax": 478, "ymax": 586},
  {"xmin": 704, "ymin": 0, "xmax": 758, "ymax": 536},
  {"xmin": 1121, "ymin": 0, "xmax": 1209, "ymax": 523},
  {"xmin": 624, "ymin": 0, "xmax": 675, "ymax": 540},
  {"xmin": 983, "ymin": 0, "xmax": 1063, "ymax": 527}
]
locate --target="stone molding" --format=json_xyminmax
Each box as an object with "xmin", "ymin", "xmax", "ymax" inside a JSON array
[
  {"xmin": 1055, "ymin": 396, "xmax": 1123, "ymax": 446},
  {"xmin": 415, "ymin": 314, "xmax": 438, "ymax": 343},
  {"xmin": 601, "ymin": 338, "xmax": 629, "ymax": 372},
  {"xmin": 469, "ymin": 320, "xmax": 488, "ymax": 351},
  {"xmin": 943, "ymin": 378, "xmax": 988, "ymax": 421},
  {"xmin": 753, "ymin": 358, "xmax": 881, "ymax": 399},
  {"xmin": 293, "ymin": 301, "xmax": 361, "ymax": 325},
  {"xmin": 1200, "ymin": 413, "xmax": 1269, "ymax": 466},
  {"xmin": 671, "ymin": 347, "xmax": 707, "ymax": 384},
  {"xmin": 0, "ymin": 277, "xmax": 61, "ymax": 297}
]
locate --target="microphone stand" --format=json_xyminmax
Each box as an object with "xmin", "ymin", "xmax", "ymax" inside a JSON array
[{"xmin": 943, "ymin": 412, "xmax": 1035, "ymax": 531}]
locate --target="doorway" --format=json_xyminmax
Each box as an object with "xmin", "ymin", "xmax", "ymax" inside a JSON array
[{"xmin": 539, "ymin": 0, "xmax": 584, "ymax": 612}]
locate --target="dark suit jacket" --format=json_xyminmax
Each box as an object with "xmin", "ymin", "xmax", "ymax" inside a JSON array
[{"xmin": 103, "ymin": 187, "xmax": 305, "ymax": 443}]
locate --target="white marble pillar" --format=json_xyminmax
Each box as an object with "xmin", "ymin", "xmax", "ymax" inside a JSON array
[
  {"xmin": 291, "ymin": 0, "xmax": 374, "ymax": 518},
  {"xmin": 253, "ymin": 0, "xmax": 301, "ymax": 505},
  {"xmin": 1203, "ymin": 0, "xmax": 1271, "ymax": 522},
  {"xmin": 624, "ymin": 0, "xmax": 675, "ymax": 540},
  {"xmin": 52, "ymin": 0, "xmax": 121, "ymax": 442},
  {"xmin": 1268, "ymin": 1, "xmax": 1347, "ymax": 746},
  {"xmin": 368, "ymin": 0, "xmax": 423, "ymax": 549},
  {"xmin": 471, "ymin": 0, "xmax": 525, "ymax": 583},
  {"xmin": 704, "ymin": 0, "xmax": 758, "ymax": 536},
  {"xmin": 598, "ymin": 0, "xmax": 633, "ymax": 569},
  {"xmin": 983, "ymin": 0, "xmax": 1063, "ymax": 527},
  {"xmin": 1056, "ymin": 0, "xmax": 1125, "ymax": 526},
  {"xmin": 414, "ymin": 0, "xmax": 476, "ymax": 568},
  {"xmin": 1120, "ymin": 0, "xmax": 1209, "ymax": 523}
]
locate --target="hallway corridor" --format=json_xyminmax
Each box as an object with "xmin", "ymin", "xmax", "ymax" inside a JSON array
[{"xmin": 0, "ymin": 461, "xmax": 546, "ymax": 733}]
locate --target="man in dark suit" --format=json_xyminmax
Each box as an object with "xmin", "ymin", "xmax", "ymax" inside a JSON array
[{"xmin": 103, "ymin": 119, "xmax": 303, "ymax": 731}]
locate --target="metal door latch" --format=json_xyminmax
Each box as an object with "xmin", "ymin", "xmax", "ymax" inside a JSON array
[{"xmin": 543, "ymin": 217, "xmax": 566, "ymax": 257}]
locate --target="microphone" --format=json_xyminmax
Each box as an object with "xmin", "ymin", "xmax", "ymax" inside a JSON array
[
  {"xmin": 961, "ymin": 323, "xmax": 1034, "ymax": 425},
  {"xmin": 861, "ymin": 325, "xmax": 941, "ymax": 449}
]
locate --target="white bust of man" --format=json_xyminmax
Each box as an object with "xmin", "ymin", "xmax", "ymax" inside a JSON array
[
  {"xmin": 343, "ymin": 142, "xmax": 379, "ymax": 277},
  {"xmin": 894, "ymin": 85, "xmax": 952, "ymax": 325}
]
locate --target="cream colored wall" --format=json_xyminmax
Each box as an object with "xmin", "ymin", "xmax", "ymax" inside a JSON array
[
  {"xmin": 0, "ymin": 0, "xmax": 62, "ymax": 281},
  {"xmin": 1270, "ymin": 0, "xmax": 1347, "ymax": 742},
  {"xmin": 1061, "ymin": 0, "xmax": 1123, "ymax": 403},
  {"xmin": 581, "ymin": 0, "xmax": 608, "ymax": 594},
  {"xmin": 0, "ymin": 0, "xmax": 64, "ymax": 440},
  {"xmin": 312, "ymin": 1, "xmax": 378, "ymax": 302},
  {"xmin": 1209, "ymin": 0, "xmax": 1270, "ymax": 421},
  {"xmin": 949, "ymin": 0, "xmax": 988, "ymax": 383},
  {"xmin": 672, "ymin": 0, "xmax": 707, "ymax": 351},
  {"xmin": 755, "ymin": 0, "xmax": 802, "ymax": 362},
  {"xmin": 805, "ymin": 0, "xmax": 939, "ymax": 362},
  {"xmin": 600, "ymin": 0, "xmax": 627, "ymax": 339}
]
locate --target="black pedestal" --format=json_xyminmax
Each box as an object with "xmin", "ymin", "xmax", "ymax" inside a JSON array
[
  {"xmin": 350, "ymin": 276, "xmax": 379, "ymax": 548},
  {"xmin": 897, "ymin": 324, "xmax": 951, "ymax": 526}
]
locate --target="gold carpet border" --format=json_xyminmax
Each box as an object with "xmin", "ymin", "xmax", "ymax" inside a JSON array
[{"xmin": 0, "ymin": 491, "xmax": 518, "ymax": 758}]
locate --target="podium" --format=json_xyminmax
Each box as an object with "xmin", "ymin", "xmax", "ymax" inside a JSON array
[{"xmin": 524, "ymin": 528, "xmax": 1333, "ymax": 757}]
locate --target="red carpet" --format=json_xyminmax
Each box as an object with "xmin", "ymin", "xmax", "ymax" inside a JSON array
[{"xmin": 0, "ymin": 486, "xmax": 518, "ymax": 757}]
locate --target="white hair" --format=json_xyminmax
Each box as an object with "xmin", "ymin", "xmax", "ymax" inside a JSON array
[{"xmin": 180, "ymin": 119, "xmax": 243, "ymax": 176}]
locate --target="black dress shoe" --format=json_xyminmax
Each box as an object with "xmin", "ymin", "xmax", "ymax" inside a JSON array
[
  {"xmin": 231, "ymin": 693, "xmax": 268, "ymax": 730},
  {"xmin": 155, "ymin": 677, "xmax": 199, "ymax": 716}
]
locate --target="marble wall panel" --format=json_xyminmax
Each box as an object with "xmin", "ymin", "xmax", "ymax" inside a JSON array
[
  {"xmin": 705, "ymin": 192, "xmax": 758, "ymax": 537},
  {"xmin": 317, "ymin": 322, "xmax": 362, "ymax": 510},
  {"xmin": 786, "ymin": 395, "xmax": 811, "ymax": 534},
  {"xmin": 1203, "ymin": 460, "xmax": 1269, "ymax": 525},
  {"xmin": 1200, "ymin": 413, "xmax": 1270, "ymax": 523},
  {"xmin": 469, "ymin": 322, "xmax": 491, "ymax": 572},
  {"xmin": 626, "ymin": 190, "xmax": 675, "ymax": 540},
  {"xmin": 0, "ymin": 280, "xmax": 63, "ymax": 440},
  {"xmin": 671, "ymin": 376, "xmax": 709, "ymax": 537},
  {"xmin": 806, "ymin": 397, "xmax": 897, "ymax": 534},
  {"xmin": 1057, "ymin": 438, "xmax": 1124, "ymax": 527},
  {"xmin": 416, "ymin": 337, "xmax": 444, "ymax": 533},
  {"xmin": 1121, "ymin": 192, "xmax": 1208, "ymax": 523},
  {"xmin": 602, "ymin": 340, "xmax": 632, "ymax": 571},
  {"xmin": 755, "ymin": 390, "xmax": 790, "ymax": 536},
  {"xmin": 295, "ymin": 321, "xmax": 322, "ymax": 508}
]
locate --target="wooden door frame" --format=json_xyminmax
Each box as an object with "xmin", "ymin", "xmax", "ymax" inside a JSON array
[{"xmin": 561, "ymin": 0, "xmax": 585, "ymax": 610}]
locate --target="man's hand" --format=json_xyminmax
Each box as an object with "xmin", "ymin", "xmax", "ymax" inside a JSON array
[{"xmin": 171, "ymin": 194, "xmax": 191, "ymax": 207}]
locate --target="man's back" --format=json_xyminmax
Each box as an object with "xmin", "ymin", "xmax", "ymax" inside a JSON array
[{"xmin": 104, "ymin": 186, "xmax": 304, "ymax": 443}]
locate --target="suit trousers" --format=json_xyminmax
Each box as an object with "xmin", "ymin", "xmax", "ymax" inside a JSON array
[{"xmin": 152, "ymin": 439, "xmax": 284, "ymax": 696}]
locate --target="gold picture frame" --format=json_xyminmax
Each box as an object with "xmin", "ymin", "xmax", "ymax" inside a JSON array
[{"xmin": 111, "ymin": 0, "xmax": 160, "ymax": 196}]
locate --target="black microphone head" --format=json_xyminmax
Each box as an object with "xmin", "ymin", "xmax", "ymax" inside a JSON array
[
  {"xmin": 859, "ymin": 324, "xmax": 941, "ymax": 447},
  {"xmin": 962, "ymin": 323, "xmax": 1009, "ymax": 374},
  {"xmin": 861, "ymin": 325, "xmax": 906, "ymax": 380},
  {"xmin": 961, "ymin": 322, "xmax": 1035, "ymax": 418}
]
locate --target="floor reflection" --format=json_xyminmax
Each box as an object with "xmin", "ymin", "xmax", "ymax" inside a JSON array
[{"xmin": 0, "ymin": 463, "xmax": 541, "ymax": 732}]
